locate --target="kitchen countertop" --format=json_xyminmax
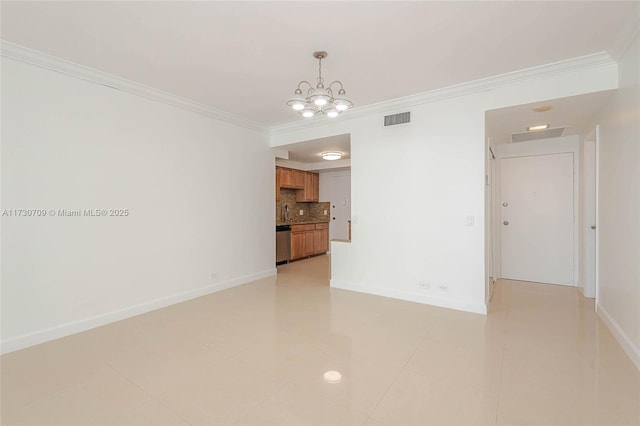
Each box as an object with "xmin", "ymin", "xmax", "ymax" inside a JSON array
[{"xmin": 276, "ymin": 220, "xmax": 330, "ymax": 226}]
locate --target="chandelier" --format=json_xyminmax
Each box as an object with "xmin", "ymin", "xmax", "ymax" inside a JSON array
[{"xmin": 287, "ymin": 51, "xmax": 353, "ymax": 118}]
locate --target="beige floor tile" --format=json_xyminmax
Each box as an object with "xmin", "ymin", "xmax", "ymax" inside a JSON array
[
  {"xmin": 152, "ymin": 351, "xmax": 285, "ymax": 425},
  {"xmin": 3, "ymin": 367, "xmax": 151, "ymax": 426},
  {"xmin": 1, "ymin": 336, "xmax": 109, "ymax": 412},
  {"xmin": 2, "ymin": 259, "xmax": 639, "ymax": 426},
  {"xmin": 404, "ymin": 337, "xmax": 503, "ymax": 396},
  {"xmin": 363, "ymin": 417, "xmax": 387, "ymax": 426},
  {"xmin": 372, "ymin": 367, "xmax": 499, "ymax": 425},
  {"xmin": 235, "ymin": 380, "xmax": 368, "ymax": 426},
  {"xmin": 111, "ymin": 398, "xmax": 191, "ymax": 426}
]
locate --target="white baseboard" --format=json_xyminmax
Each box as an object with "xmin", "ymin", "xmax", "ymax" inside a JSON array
[
  {"xmin": 597, "ymin": 303, "xmax": 640, "ymax": 371},
  {"xmin": 330, "ymin": 279, "xmax": 487, "ymax": 315},
  {"xmin": 1, "ymin": 268, "xmax": 277, "ymax": 355}
]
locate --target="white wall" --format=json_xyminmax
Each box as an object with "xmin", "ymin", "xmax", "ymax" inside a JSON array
[
  {"xmin": 593, "ymin": 32, "xmax": 640, "ymax": 369},
  {"xmin": 1, "ymin": 58, "xmax": 275, "ymax": 353},
  {"xmin": 273, "ymin": 60, "xmax": 617, "ymax": 315}
]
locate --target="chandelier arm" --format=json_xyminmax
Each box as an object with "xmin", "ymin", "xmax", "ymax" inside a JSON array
[
  {"xmin": 327, "ymin": 81, "xmax": 345, "ymax": 91},
  {"xmin": 296, "ymin": 80, "xmax": 314, "ymax": 91},
  {"xmin": 326, "ymin": 87, "xmax": 334, "ymax": 99}
]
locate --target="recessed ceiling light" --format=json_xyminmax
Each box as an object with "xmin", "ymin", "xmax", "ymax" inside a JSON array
[
  {"xmin": 533, "ymin": 105, "xmax": 553, "ymax": 112},
  {"xmin": 321, "ymin": 152, "xmax": 342, "ymax": 161},
  {"xmin": 323, "ymin": 370, "xmax": 342, "ymax": 383},
  {"xmin": 527, "ymin": 124, "xmax": 549, "ymax": 131}
]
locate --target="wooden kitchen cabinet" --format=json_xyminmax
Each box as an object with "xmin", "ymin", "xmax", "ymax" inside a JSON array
[
  {"xmin": 304, "ymin": 231, "xmax": 315, "ymax": 256},
  {"xmin": 275, "ymin": 167, "xmax": 281, "ymax": 201},
  {"xmin": 291, "ymin": 231, "xmax": 305, "ymax": 260},
  {"xmin": 279, "ymin": 166, "xmax": 305, "ymax": 190},
  {"xmin": 293, "ymin": 169, "xmax": 305, "ymax": 189},
  {"xmin": 290, "ymin": 223, "xmax": 329, "ymax": 260},
  {"xmin": 315, "ymin": 223, "xmax": 329, "ymax": 252},
  {"xmin": 295, "ymin": 172, "xmax": 319, "ymax": 202},
  {"xmin": 279, "ymin": 167, "xmax": 292, "ymax": 188}
]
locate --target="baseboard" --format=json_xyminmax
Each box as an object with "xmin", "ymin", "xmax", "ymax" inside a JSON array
[
  {"xmin": 597, "ymin": 303, "xmax": 640, "ymax": 371},
  {"xmin": 0, "ymin": 268, "xmax": 277, "ymax": 355},
  {"xmin": 330, "ymin": 279, "xmax": 487, "ymax": 315}
]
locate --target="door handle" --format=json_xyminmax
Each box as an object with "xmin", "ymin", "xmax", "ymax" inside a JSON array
[
  {"xmin": 503, "ymin": 221, "xmax": 509, "ymax": 226},
  {"xmin": 332, "ymin": 217, "xmax": 335, "ymax": 220},
  {"xmin": 590, "ymin": 225, "xmax": 596, "ymax": 230}
]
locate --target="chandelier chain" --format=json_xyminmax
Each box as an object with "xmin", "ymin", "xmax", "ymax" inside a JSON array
[{"xmin": 317, "ymin": 56, "xmax": 324, "ymax": 87}]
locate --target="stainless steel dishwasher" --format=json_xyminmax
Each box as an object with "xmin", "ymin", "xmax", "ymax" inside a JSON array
[{"xmin": 276, "ymin": 225, "xmax": 291, "ymax": 265}]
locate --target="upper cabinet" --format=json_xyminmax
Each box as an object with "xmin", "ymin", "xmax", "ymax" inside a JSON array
[
  {"xmin": 276, "ymin": 167, "xmax": 319, "ymax": 202},
  {"xmin": 296, "ymin": 171, "xmax": 319, "ymax": 202},
  {"xmin": 279, "ymin": 167, "xmax": 304, "ymax": 189}
]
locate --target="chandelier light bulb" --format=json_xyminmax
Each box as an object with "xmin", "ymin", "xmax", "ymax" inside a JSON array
[
  {"xmin": 325, "ymin": 108, "xmax": 340, "ymax": 118},
  {"xmin": 292, "ymin": 103, "xmax": 305, "ymax": 111},
  {"xmin": 310, "ymin": 87, "xmax": 331, "ymax": 106},
  {"xmin": 335, "ymin": 104, "xmax": 349, "ymax": 111},
  {"xmin": 301, "ymin": 109, "xmax": 315, "ymax": 118}
]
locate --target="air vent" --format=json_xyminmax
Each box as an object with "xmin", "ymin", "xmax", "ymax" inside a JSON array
[
  {"xmin": 384, "ymin": 112, "xmax": 411, "ymax": 126},
  {"xmin": 510, "ymin": 126, "xmax": 568, "ymax": 143}
]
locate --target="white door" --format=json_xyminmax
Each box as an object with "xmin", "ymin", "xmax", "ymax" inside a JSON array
[
  {"xmin": 583, "ymin": 140, "xmax": 597, "ymax": 297},
  {"xmin": 330, "ymin": 174, "xmax": 351, "ymax": 241},
  {"xmin": 500, "ymin": 153, "xmax": 574, "ymax": 285}
]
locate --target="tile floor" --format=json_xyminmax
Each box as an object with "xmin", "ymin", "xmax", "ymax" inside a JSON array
[{"xmin": 1, "ymin": 255, "xmax": 639, "ymax": 425}]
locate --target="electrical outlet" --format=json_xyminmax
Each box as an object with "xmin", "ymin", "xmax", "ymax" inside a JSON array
[
  {"xmin": 209, "ymin": 273, "xmax": 218, "ymax": 281},
  {"xmin": 324, "ymin": 209, "xmax": 327, "ymax": 215},
  {"xmin": 418, "ymin": 281, "xmax": 431, "ymax": 290},
  {"xmin": 438, "ymin": 284, "xmax": 449, "ymax": 292},
  {"xmin": 299, "ymin": 210, "xmax": 304, "ymax": 216}
]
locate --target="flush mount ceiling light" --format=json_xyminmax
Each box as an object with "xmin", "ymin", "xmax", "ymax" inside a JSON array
[
  {"xmin": 321, "ymin": 152, "xmax": 342, "ymax": 161},
  {"xmin": 287, "ymin": 51, "xmax": 353, "ymax": 119},
  {"xmin": 527, "ymin": 124, "xmax": 550, "ymax": 131}
]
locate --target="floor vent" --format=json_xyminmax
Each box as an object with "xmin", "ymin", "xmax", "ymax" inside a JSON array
[
  {"xmin": 510, "ymin": 126, "xmax": 568, "ymax": 143},
  {"xmin": 384, "ymin": 111, "xmax": 410, "ymax": 126}
]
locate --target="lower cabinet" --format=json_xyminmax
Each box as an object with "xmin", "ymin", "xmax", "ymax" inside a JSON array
[
  {"xmin": 291, "ymin": 223, "xmax": 329, "ymax": 260},
  {"xmin": 291, "ymin": 232, "xmax": 305, "ymax": 260}
]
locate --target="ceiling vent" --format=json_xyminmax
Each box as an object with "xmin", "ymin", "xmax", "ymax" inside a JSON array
[
  {"xmin": 509, "ymin": 126, "xmax": 568, "ymax": 143},
  {"xmin": 384, "ymin": 112, "xmax": 411, "ymax": 126}
]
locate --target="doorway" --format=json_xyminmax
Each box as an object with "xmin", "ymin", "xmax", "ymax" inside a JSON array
[
  {"xmin": 329, "ymin": 173, "xmax": 351, "ymax": 242},
  {"xmin": 500, "ymin": 153, "xmax": 575, "ymax": 285}
]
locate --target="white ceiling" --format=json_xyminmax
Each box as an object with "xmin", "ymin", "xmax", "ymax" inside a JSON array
[
  {"xmin": 486, "ymin": 90, "xmax": 615, "ymax": 145},
  {"xmin": 283, "ymin": 134, "xmax": 351, "ymax": 164},
  {"xmin": 1, "ymin": 1, "xmax": 636, "ymax": 128}
]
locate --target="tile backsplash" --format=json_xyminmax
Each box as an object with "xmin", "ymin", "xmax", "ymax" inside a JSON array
[{"xmin": 276, "ymin": 189, "xmax": 330, "ymax": 225}]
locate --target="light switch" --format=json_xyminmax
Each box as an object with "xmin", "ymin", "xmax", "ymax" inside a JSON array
[
  {"xmin": 299, "ymin": 210, "xmax": 304, "ymax": 216},
  {"xmin": 324, "ymin": 210, "xmax": 327, "ymax": 215},
  {"xmin": 466, "ymin": 216, "xmax": 474, "ymax": 226}
]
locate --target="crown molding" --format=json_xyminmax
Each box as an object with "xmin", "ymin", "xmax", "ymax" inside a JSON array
[
  {"xmin": 1, "ymin": 40, "xmax": 617, "ymax": 138},
  {"xmin": 270, "ymin": 51, "xmax": 616, "ymax": 136},
  {"xmin": 0, "ymin": 40, "xmax": 269, "ymax": 134}
]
